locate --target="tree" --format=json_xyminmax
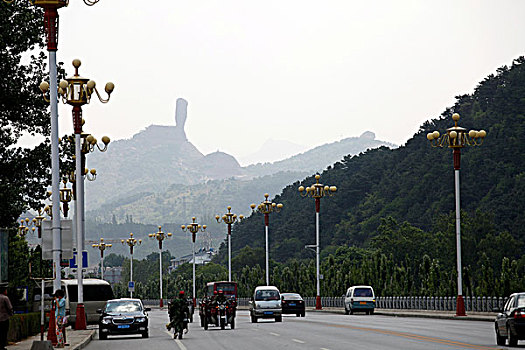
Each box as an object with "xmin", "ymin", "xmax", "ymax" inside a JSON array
[{"xmin": 1, "ymin": 3, "xmax": 51, "ymax": 228}]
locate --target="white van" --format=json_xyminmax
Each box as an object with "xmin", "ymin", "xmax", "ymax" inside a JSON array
[
  {"xmin": 249, "ymin": 286, "xmax": 282, "ymax": 323},
  {"xmin": 344, "ymin": 285, "xmax": 375, "ymax": 315},
  {"xmin": 33, "ymin": 279, "xmax": 114, "ymax": 326}
]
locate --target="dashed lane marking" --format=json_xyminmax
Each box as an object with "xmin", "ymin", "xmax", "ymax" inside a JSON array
[
  {"xmin": 270, "ymin": 332, "xmax": 280, "ymax": 336},
  {"xmin": 292, "ymin": 339, "xmax": 306, "ymax": 344}
]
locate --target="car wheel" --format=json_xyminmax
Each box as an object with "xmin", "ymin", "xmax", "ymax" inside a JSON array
[
  {"xmin": 142, "ymin": 331, "xmax": 149, "ymax": 338},
  {"xmin": 496, "ymin": 325, "xmax": 505, "ymax": 346},
  {"xmin": 230, "ymin": 318, "xmax": 235, "ymax": 330},
  {"xmin": 508, "ymin": 324, "xmax": 518, "ymax": 347},
  {"xmin": 370, "ymin": 309, "xmax": 375, "ymax": 315},
  {"xmin": 275, "ymin": 316, "xmax": 282, "ymax": 322},
  {"xmin": 296, "ymin": 313, "xmax": 300, "ymax": 317},
  {"xmin": 251, "ymin": 315, "xmax": 257, "ymax": 323},
  {"xmin": 98, "ymin": 330, "xmax": 107, "ymax": 340},
  {"xmin": 350, "ymin": 308, "xmax": 354, "ymax": 315},
  {"xmin": 301, "ymin": 311, "xmax": 305, "ymax": 317},
  {"xmin": 204, "ymin": 321, "xmax": 208, "ymax": 330}
]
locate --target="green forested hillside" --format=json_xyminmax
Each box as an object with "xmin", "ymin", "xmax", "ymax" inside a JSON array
[{"xmin": 213, "ymin": 57, "xmax": 525, "ymax": 296}]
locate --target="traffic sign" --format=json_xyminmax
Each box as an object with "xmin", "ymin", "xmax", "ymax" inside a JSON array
[
  {"xmin": 128, "ymin": 281, "xmax": 135, "ymax": 292},
  {"xmin": 69, "ymin": 251, "xmax": 88, "ymax": 269}
]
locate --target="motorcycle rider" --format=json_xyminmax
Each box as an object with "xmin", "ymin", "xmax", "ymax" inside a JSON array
[
  {"xmin": 214, "ymin": 289, "xmax": 228, "ymax": 305},
  {"xmin": 167, "ymin": 291, "xmax": 190, "ymax": 339}
]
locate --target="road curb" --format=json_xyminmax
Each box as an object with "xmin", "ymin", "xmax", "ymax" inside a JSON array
[{"xmin": 71, "ymin": 330, "xmax": 95, "ymax": 350}]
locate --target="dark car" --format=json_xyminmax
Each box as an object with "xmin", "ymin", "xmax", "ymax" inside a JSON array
[
  {"xmin": 97, "ymin": 298, "xmax": 150, "ymax": 340},
  {"xmin": 281, "ymin": 293, "xmax": 305, "ymax": 317},
  {"xmin": 495, "ymin": 292, "xmax": 525, "ymax": 346}
]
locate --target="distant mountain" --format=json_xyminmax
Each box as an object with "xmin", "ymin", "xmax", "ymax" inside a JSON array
[
  {"xmin": 85, "ymin": 99, "xmax": 396, "ymax": 229},
  {"xmin": 238, "ymin": 139, "xmax": 309, "ymax": 166}
]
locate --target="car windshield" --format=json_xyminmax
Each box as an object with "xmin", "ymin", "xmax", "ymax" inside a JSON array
[
  {"xmin": 255, "ymin": 290, "xmax": 280, "ymax": 301},
  {"xmin": 354, "ymin": 288, "xmax": 373, "ymax": 297},
  {"xmin": 105, "ymin": 301, "xmax": 142, "ymax": 313},
  {"xmin": 282, "ymin": 293, "xmax": 302, "ymax": 300},
  {"xmin": 517, "ymin": 295, "xmax": 525, "ymax": 308}
]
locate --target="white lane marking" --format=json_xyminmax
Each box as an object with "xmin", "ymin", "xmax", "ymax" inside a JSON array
[
  {"xmin": 164, "ymin": 330, "xmax": 187, "ymax": 350},
  {"xmin": 270, "ymin": 332, "xmax": 280, "ymax": 336},
  {"xmin": 175, "ymin": 339, "xmax": 187, "ymax": 350},
  {"xmin": 292, "ymin": 339, "xmax": 305, "ymax": 344},
  {"xmin": 321, "ymin": 348, "xmax": 331, "ymax": 350}
]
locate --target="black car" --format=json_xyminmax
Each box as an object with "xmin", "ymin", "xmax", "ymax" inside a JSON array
[
  {"xmin": 97, "ymin": 298, "xmax": 150, "ymax": 340},
  {"xmin": 495, "ymin": 292, "xmax": 525, "ymax": 346},
  {"xmin": 281, "ymin": 293, "xmax": 305, "ymax": 317}
]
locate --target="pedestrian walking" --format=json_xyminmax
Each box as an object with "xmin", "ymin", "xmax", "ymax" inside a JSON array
[
  {"xmin": 0, "ymin": 283, "xmax": 13, "ymax": 350},
  {"xmin": 54, "ymin": 290, "xmax": 66, "ymax": 348}
]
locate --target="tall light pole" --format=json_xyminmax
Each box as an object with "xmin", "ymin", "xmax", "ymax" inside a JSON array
[
  {"xmin": 298, "ymin": 174, "xmax": 337, "ymax": 310},
  {"xmin": 149, "ymin": 226, "xmax": 172, "ymax": 307},
  {"xmin": 4, "ymin": 0, "xmax": 104, "ymax": 294},
  {"xmin": 427, "ymin": 112, "xmax": 486, "ymax": 316},
  {"xmin": 250, "ymin": 194, "xmax": 283, "ymax": 286},
  {"xmin": 121, "ymin": 233, "xmax": 141, "ymax": 298},
  {"xmin": 41, "ymin": 58, "xmax": 114, "ymax": 330},
  {"xmin": 216, "ymin": 207, "xmax": 244, "ymax": 282},
  {"xmin": 181, "ymin": 217, "xmax": 206, "ymax": 307},
  {"xmin": 91, "ymin": 238, "xmax": 111, "ymax": 280}
]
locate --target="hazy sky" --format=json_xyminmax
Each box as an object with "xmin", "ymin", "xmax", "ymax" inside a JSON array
[{"xmin": 30, "ymin": 0, "xmax": 525, "ymax": 161}]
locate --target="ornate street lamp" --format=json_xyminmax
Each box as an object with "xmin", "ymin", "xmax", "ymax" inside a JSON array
[
  {"xmin": 18, "ymin": 210, "xmax": 46, "ymax": 239},
  {"xmin": 215, "ymin": 207, "xmax": 243, "ymax": 282},
  {"xmin": 91, "ymin": 238, "xmax": 112, "ymax": 280},
  {"xmin": 149, "ymin": 226, "xmax": 172, "ymax": 307},
  {"xmin": 40, "ymin": 58, "xmax": 114, "ymax": 330},
  {"xmin": 427, "ymin": 112, "xmax": 486, "ymax": 316},
  {"xmin": 298, "ymin": 174, "xmax": 336, "ymax": 310},
  {"xmin": 181, "ymin": 217, "xmax": 206, "ymax": 307},
  {"xmin": 121, "ymin": 233, "xmax": 142, "ymax": 298},
  {"xmin": 4, "ymin": 0, "xmax": 105, "ymax": 296},
  {"xmin": 250, "ymin": 194, "xmax": 283, "ymax": 286}
]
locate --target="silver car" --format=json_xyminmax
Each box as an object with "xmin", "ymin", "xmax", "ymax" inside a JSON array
[{"xmin": 249, "ymin": 286, "xmax": 282, "ymax": 323}]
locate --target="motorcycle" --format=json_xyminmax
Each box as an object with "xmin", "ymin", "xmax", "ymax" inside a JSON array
[{"xmin": 216, "ymin": 300, "xmax": 235, "ymax": 330}]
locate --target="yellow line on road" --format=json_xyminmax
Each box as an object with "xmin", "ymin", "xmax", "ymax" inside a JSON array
[{"xmin": 326, "ymin": 323, "xmax": 498, "ymax": 350}]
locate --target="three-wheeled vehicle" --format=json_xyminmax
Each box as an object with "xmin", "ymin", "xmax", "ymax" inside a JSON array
[{"xmin": 199, "ymin": 281, "xmax": 237, "ymax": 330}]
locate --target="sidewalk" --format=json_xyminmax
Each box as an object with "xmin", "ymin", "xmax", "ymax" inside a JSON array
[
  {"xmin": 306, "ymin": 306, "xmax": 497, "ymax": 322},
  {"xmin": 7, "ymin": 327, "xmax": 96, "ymax": 350}
]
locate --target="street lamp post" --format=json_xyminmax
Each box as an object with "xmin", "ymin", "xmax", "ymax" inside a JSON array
[
  {"xmin": 4, "ymin": 0, "xmax": 104, "ymax": 293},
  {"xmin": 121, "ymin": 233, "xmax": 141, "ymax": 298},
  {"xmin": 41, "ymin": 58, "xmax": 114, "ymax": 330},
  {"xmin": 298, "ymin": 174, "xmax": 337, "ymax": 310},
  {"xmin": 91, "ymin": 238, "xmax": 112, "ymax": 280},
  {"xmin": 215, "ymin": 207, "xmax": 243, "ymax": 282},
  {"xmin": 149, "ymin": 226, "xmax": 172, "ymax": 307},
  {"xmin": 181, "ymin": 217, "xmax": 206, "ymax": 307},
  {"xmin": 250, "ymin": 194, "xmax": 283, "ymax": 286},
  {"xmin": 427, "ymin": 112, "xmax": 486, "ymax": 316}
]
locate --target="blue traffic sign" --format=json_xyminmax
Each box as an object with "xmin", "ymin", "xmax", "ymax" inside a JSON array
[{"xmin": 69, "ymin": 251, "xmax": 88, "ymax": 269}]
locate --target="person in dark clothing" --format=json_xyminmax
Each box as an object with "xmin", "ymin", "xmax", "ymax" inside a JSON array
[
  {"xmin": 0, "ymin": 283, "xmax": 13, "ymax": 350},
  {"xmin": 166, "ymin": 291, "xmax": 189, "ymax": 339}
]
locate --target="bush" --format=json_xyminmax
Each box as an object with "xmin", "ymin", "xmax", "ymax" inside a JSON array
[{"xmin": 7, "ymin": 313, "xmax": 41, "ymax": 342}]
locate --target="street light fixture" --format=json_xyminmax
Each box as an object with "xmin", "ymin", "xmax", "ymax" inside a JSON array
[
  {"xmin": 41, "ymin": 58, "xmax": 114, "ymax": 330},
  {"xmin": 250, "ymin": 194, "xmax": 283, "ymax": 286},
  {"xmin": 181, "ymin": 217, "xmax": 206, "ymax": 307},
  {"xmin": 215, "ymin": 207, "xmax": 244, "ymax": 282},
  {"xmin": 298, "ymin": 174, "xmax": 336, "ymax": 310},
  {"xmin": 427, "ymin": 112, "xmax": 486, "ymax": 316},
  {"xmin": 91, "ymin": 238, "xmax": 112, "ymax": 280},
  {"xmin": 148, "ymin": 226, "xmax": 172, "ymax": 307},
  {"xmin": 121, "ymin": 233, "xmax": 142, "ymax": 298}
]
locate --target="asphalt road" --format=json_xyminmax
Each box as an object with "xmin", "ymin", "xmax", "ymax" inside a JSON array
[{"xmin": 87, "ymin": 309, "xmax": 512, "ymax": 350}]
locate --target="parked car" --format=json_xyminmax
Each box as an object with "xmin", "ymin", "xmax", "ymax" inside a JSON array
[
  {"xmin": 97, "ymin": 298, "xmax": 150, "ymax": 340},
  {"xmin": 249, "ymin": 286, "xmax": 282, "ymax": 323},
  {"xmin": 494, "ymin": 292, "xmax": 525, "ymax": 346},
  {"xmin": 344, "ymin": 285, "xmax": 375, "ymax": 315},
  {"xmin": 281, "ymin": 293, "xmax": 305, "ymax": 317}
]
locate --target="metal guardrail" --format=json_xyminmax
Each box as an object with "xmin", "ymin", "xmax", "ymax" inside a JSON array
[{"xmin": 233, "ymin": 296, "xmax": 507, "ymax": 312}]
